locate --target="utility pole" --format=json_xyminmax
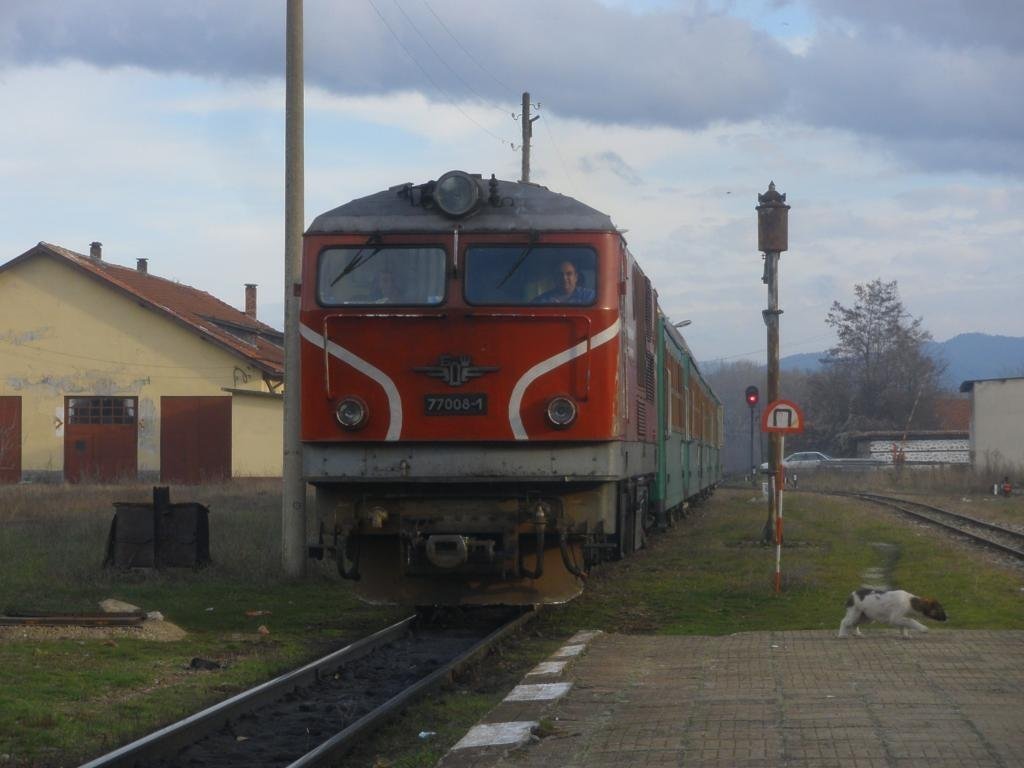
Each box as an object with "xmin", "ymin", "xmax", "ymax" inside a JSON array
[
  {"xmin": 520, "ymin": 92, "xmax": 539, "ymax": 183},
  {"xmin": 757, "ymin": 181, "xmax": 789, "ymax": 545},
  {"xmin": 282, "ymin": 0, "xmax": 306, "ymax": 577}
]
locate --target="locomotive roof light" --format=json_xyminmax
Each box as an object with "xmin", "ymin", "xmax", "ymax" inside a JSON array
[
  {"xmin": 335, "ymin": 397, "xmax": 368, "ymax": 430},
  {"xmin": 546, "ymin": 396, "xmax": 578, "ymax": 429},
  {"xmin": 434, "ymin": 170, "xmax": 481, "ymax": 217}
]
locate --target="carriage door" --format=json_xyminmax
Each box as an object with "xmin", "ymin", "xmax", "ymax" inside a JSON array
[
  {"xmin": 0, "ymin": 396, "xmax": 21, "ymax": 484},
  {"xmin": 160, "ymin": 396, "xmax": 231, "ymax": 484},
  {"xmin": 65, "ymin": 397, "xmax": 138, "ymax": 483}
]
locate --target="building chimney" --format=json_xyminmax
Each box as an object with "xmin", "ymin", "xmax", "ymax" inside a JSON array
[
  {"xmin": 244, "ymin": 283, "xmax": 257, "ymax": 319},
  {"xmin": 89, "ymin": 241, "xmax": 102, "ymax": 261},
  {"xmin": 136, "ymin": 258, "xmax": 148, "ymax": 274}
]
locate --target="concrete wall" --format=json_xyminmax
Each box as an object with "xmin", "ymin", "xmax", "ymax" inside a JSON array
[
  {"xmin": 0, "ymin": 256, "xmax": 280, "ymax": 480},
  {"xmin": 970, "ymin": 379, "xmax": 1024, "ymax": 471},
  {"xmin": 866, "ymin": 439, "xmax": 970, "ymax": 464}
]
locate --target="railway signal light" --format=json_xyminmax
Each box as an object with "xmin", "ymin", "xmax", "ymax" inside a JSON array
[{"xmin": 745, "ymin": 386, "xmax": 759, "ymax": 408}]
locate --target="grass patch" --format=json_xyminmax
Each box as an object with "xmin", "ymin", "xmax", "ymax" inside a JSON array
[
  {"xmin": 1, "ymin": 484, "xmax": 1022, "ymax": 767},
  {"xmin": 0, "ymin": 480, "xmax": 407, "ymax": 766},
  {"xmin": 531, "ymin": 488, "xmax": 1024, "ymax": 636}
]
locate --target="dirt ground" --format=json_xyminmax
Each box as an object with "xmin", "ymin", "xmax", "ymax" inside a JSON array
[{"xmin": 0, "ymin": 617, "xmax": 187, "ymax": 642}]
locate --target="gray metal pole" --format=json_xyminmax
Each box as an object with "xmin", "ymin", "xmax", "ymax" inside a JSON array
[{"xmin": 282, "ymin": 0, "xmax": 306, "ymax": 577}]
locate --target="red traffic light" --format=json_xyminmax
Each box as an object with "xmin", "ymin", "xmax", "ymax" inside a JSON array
[{"xmin": 745, "ymin": 385, "xmax": 759, "ymax": 407}]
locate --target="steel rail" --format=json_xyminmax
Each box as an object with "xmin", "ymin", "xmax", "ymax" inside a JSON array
[
  {"xmin": 77, "ymin": 615, "xmax": 418, "ymax": 768},
  {"xmin": 78, "ymin": 607, "xmax": 536, "ymax": 768},
  {"xmin": 287, "ymin": 606, "xmax": 537, "ymax": 767},
  {"xmin": 857, "ymin": 493, "xmax": 1024, "ymax": 540},
  {"xmin": 842, "ymin": 492, "xmax": 1024, "ymax": 561}
]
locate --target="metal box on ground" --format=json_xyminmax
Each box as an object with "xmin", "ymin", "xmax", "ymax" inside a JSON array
[{"xmin": 104, "ymin": 486, "xmax": 211, "ymax": 569}]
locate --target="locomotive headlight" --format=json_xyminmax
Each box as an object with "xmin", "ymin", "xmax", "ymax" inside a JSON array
[
  {"xmin": 434, "ymin": 170, "xmax": 480, "ymax": 217},
  {"xmin": 545, "ymin": 396, "xmax": 578, "ymax": 429},
  {"xmin": 335, "ymin": 397, "xmax": 368, "ymax": 430}
]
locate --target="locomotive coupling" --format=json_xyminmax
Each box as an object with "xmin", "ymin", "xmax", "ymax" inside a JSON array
[
  {"xmin": 424, "ymin": 535, "xmax": 497, "ymax": 569},
  {"xmin": 425, "ymin": 535, "xmax": 468, "ymax": 569}
]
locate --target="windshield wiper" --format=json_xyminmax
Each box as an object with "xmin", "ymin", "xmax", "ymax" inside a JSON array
[
  {"xmin": 494, "ymin": 233, "xmax": 540, "ymax": 289},
  {"xmin": 329, "ymin": 234, "xmax": 382, "ymax": 287}
]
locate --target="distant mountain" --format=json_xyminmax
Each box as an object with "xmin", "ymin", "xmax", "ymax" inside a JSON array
[
  {"xmin": 779, "ymin": 351, "xmax": 825, "ymax": 373},
  {"xmin": 927, "ymin": 334, "xmax": 1024, "ymax": 388},
  {"xmin": 780, "ymin": 333, "xmax": 1024, "ymax": 390}
]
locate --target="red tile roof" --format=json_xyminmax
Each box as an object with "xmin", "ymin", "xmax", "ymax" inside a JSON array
[{"xmin": 3, "ymin": 243, "xmax": 283, "ymax": 377}]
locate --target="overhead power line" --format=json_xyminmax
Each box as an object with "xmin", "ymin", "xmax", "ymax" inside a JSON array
[
  {"xmin": 391, "ymin": 0, "xmax": 513, "ymax": 119},
  {"xmin": 420, "ymin": 0, "xmax": 515, "ymax": 95},
  {"xmin": 539, "ymin": 107, "xmax": 577, "ymax": 197},
  {"xmin": 366, "ymin": 0, "xmax": 515, "ymax": 148}
]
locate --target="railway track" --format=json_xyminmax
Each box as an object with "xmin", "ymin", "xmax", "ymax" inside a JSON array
[
  {"xmin": 840, "ymin": 491, "xmax": 1024, "ymax": 561},
  {"xmin": 79, "ymin": 607, "xmax": 533, "ymax": 768}
]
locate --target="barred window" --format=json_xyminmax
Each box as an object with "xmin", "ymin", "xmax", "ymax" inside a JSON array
[{"xmin": 68, "ymin": 397, "xmax": 137, "ymax": 425}]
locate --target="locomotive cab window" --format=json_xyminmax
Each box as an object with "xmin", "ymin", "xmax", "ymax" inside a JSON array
[
  {"xmin": 465, "ymin": 245, "xmax": 597, "ymax": 306},
  {"xmin": 317, "ymin": 246, "xmax": 446, "ymax": 306}
]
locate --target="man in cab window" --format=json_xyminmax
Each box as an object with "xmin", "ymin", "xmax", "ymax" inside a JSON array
[{"xmin": 533, "ymin": 260, "xmax": 595, "ymax": 304}]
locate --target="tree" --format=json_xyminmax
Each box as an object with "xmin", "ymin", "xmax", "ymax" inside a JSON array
[
  {"xmin": 806, "ymin": 279, "xmax": 945, "ymax": 453},
  {"xmin": 705, "ymin": 360, "xmax": 814, "ymax": 473},
  {"xmin": 705, "ymin": 360, "xmax": 766, "ymax": 474}
]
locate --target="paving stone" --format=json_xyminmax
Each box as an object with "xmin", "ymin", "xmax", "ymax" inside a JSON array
[{"xmin": 437, "ymin": 630, "xmax": 1024, "ymax": 767}]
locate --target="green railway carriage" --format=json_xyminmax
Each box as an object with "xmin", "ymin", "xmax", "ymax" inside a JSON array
[{"xmin": 654, "ymin": 314, "xmax": 723, "ymax": 527}]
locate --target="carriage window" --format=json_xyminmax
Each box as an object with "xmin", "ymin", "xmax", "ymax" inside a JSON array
[
  {"xmin": 465, "ymin": 246, "xmax": 597, "ymax": 305},
  {"xmin": 317, "ymin": 246, "xmax": 446, "ymax": 306}
]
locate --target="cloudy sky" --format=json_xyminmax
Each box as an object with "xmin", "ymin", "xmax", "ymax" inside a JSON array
[{"xmin": 1, "ymin": 0, "xmax": 1020, "ymax": 366}]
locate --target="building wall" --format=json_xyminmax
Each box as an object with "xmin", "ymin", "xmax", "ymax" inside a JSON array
[
  {"xmin": 866, "ymin": 439, "xmax": 970, "ymax": 464},
  {"xmin": 0, "ymin": 256, "xmax": 279, "ymax": 480},
  {"xmin": 970, "ymin": 379, "xmax": 1024, "ymax": 471},
  {"xmin": 231, "ymin": 392, "xmax": 283, "ymax": 476}
]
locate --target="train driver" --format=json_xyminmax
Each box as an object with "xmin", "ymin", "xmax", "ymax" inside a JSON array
[{"xmin": 532, "ymin": 260, "xmax": 595, "ymax": 304}]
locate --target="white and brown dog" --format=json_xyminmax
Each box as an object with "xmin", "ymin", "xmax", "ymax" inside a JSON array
[{"xmin": 838, "ymin": 588, "xmax": 947, "ymax": 638}]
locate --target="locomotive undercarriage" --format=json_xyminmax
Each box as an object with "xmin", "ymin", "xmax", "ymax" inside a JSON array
[{"xmin": 309, "ymin": 481, "xmax": 631, "ymax": 605}]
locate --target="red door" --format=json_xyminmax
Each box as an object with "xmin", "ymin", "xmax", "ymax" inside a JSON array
[
  {"xmin": 64, "ymin": 397, "xmax": 138, "ymax": 483},
  {"xmin": 0, "ymin": 396, "xmax": 21, "ymax": 484},
  {"xmin": 160, "ymin": 396, "xmax": 232, "ymax": 484}
]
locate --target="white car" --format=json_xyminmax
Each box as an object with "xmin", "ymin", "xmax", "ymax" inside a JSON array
[{"xmin": 760, "ymin": 451, "xmax": 832, "ymax": 472}]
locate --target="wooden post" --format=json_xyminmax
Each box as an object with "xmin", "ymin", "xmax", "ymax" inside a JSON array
[
  {"xmin": 757, "ymin": 181, "xmax": 790, "ymax": 582},
  {"xmin": 775, "ymin": 434, "xmax": 785, "ymax": 593}
]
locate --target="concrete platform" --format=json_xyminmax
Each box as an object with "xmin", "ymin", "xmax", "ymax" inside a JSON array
[{"xmin": 438, "ymin": 629, "xmax": 1024, "ymax": 768}]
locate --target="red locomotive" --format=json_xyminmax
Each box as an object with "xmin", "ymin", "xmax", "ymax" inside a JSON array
[{"xmin": 302, "ymin": 171, "xmax": 721, "ymax": 605}]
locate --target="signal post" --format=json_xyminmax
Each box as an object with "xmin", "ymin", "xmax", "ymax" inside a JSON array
[
  {"xmin": 756, "ymin": 182, "xmax": 790, "ymax": 556},
  {"xmin": 745, "ymin": 386, "xmax": 759, "ymax": 485}
]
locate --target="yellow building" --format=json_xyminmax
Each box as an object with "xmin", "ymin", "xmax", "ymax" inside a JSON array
[{"xmin": 0, "ymin": 242, "xmax": 283, "ymax": 483}]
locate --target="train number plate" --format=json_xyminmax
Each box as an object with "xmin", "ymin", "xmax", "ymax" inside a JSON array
[{"xmin": 424, "ymin": 393, "xmax": 487, "ymax": 415}]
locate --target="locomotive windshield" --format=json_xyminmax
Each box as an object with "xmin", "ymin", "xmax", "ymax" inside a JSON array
[
  {"xmin": 317, "ymin": 246, "xmax": 446, "ymax": 306},
  {"xmin": 465, "ymin": 245, "xmax": 597, "ymax": 305}
]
